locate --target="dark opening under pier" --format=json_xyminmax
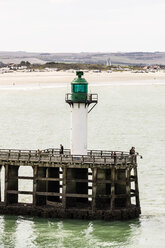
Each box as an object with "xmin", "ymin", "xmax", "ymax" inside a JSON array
[{"xmin": 0, "ymin": 148, "xmax": 140, "ymax": 220}]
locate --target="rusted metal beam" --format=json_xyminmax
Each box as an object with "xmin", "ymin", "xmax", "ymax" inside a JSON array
[
  {"xmin": 36, "ymin": 177, "xmax": 63, "ymax": 181},
  {"xmin": 66, "ymin": 193, "xmax": 92, "ymax": 198},
  {"xmin": 7, "ymin": 190, "xmax": 33, "ymax": 195},
  {"xmin": 66, "ymin": 179, "xmax": 93, "ymax": 183},
  {"xmin": 8, "ymin": 176, "xmax": 34, "ymax": 180}
]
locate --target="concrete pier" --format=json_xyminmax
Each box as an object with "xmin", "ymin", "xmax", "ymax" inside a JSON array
[{"xmin": 0, "ymin": 148, "xmax": 141, "ymax": 220}]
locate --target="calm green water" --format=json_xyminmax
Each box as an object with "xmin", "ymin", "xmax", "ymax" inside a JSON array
[{"xmin": 0, "ymin": 80, "xmax": 165, "ymax": 247}]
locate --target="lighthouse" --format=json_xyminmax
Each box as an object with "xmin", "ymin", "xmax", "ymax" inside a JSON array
[{"xmin": 65, "ymin": 71, "xmax": 98, "ymax": 155}]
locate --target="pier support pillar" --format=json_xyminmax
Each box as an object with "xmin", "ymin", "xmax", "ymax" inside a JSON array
[
  {"xmin": 47, "ymin": 168, "xmax": 60, "ymax": 203},
  {"xmin": 115, "ymin": 169, "xmax": 126, "ymax": 208},
  {"xmin": 134, "ymin": 167, "xmax": 140, "ymax": 208},
  {"xmin": 62, "ymin": 167, "xmax": 66, "ymax": 209},
  {"xmin": 33, "ymin": 165, "xmax": 37, "ymax": 206},
  {"xmin": 96, "ymin": 169, "xmax": 111, "ymax": 210},
  {"xmin": 110, "ymin": 167, "xmax": 115, "ymax": 210},
  {"xmin": 5, "ymin": 165, "xmax": 19, "ymax": 205},
  {"xmin": 126, "ymin": 168, "xmax": 131, "ymax": 207},
  {"xmin": 0, "ymin": 165, "xmax": 2, "ymax": 202},
  {"xmin": 66, "ymin": 168, "xmax": 88, "ymax": 208},
  {"xmin": 36, "ymin": 167, "xmax": 46, "ymax": 206},
  {"xmin": 92, "ymin": 168, "xmax": 97, "ymax": 212}
]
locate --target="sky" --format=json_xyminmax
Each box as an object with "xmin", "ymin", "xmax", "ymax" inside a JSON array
[{"xmin": 0, "ymin": 0, "xmax": 165, "ymax": 53}]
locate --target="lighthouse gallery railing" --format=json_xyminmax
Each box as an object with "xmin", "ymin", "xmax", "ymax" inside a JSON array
[{"xmin": 65, "ymin": 93, "xmax": 98, "ymax": 104}]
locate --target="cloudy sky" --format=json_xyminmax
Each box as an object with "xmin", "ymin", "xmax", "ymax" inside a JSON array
[{"xmin": 0, "ymin": 0, "xmax": 165, "ymax": 52}]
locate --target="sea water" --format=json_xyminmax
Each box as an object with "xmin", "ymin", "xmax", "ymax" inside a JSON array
[{"xmin": 0, "ymin": 80, "xmax": 165, "ymax": 248}]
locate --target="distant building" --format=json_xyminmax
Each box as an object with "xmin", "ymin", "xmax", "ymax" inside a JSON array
[{"xmin": 106, "ymin": 58, "xmax": 112, "ymax": 66}]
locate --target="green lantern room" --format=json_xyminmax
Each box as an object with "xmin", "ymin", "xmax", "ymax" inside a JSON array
[{"xmin": 71, "ymin": 71, "xmax": 88, "ymax": 102}]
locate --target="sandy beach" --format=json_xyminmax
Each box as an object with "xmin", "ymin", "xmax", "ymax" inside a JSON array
[{"xmin": 0, "ymin": 71, "xmax": 165, "ymax": 87}]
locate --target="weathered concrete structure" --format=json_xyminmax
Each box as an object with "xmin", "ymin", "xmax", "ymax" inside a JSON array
[{"xmin": 0, "ymin": 149, "xmax": 140, "ymax": 220}]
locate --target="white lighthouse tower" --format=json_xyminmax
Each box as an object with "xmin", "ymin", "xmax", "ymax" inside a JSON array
[{"xmin": 66, "ymin": 71, "xmax": 98, "ymax": 155}]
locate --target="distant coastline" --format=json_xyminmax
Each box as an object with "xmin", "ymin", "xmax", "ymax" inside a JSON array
[
  {"xmin": 0, "ymin": 71, "xmax": 165, "ymax": 88},
  {"xmin": 1, "ymin": 51, "xmax": 165, "ymax": 65}
]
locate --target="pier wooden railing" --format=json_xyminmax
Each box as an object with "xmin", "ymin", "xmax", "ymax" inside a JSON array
[{"xmin": 0, "ymin": 149, "xmax": 137, "ymax": 166}]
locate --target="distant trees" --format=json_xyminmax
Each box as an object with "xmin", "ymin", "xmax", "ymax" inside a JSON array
[
  {"xmin": 19, "ymin": 61, "xmax": 31, "ymax": 67},
  {"xmin": 33, "ymin": 62, "xmax": 110, "ymax": 71},
  {"xmin": 0, "ymin": 62, "xmax": 5, "ymax": 68}
]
